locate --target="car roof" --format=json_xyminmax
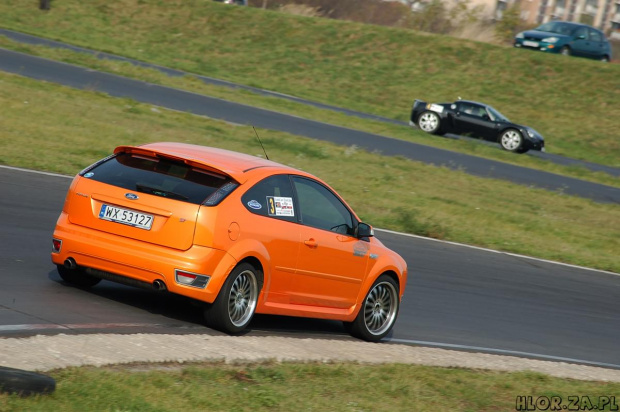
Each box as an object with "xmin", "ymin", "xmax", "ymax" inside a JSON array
[
  {"xmin": 456, "ymin": 99, "xmax": 488, "ymax": 107},
  {"xmin": 114, "ymin": 142, "xmax": 301, "ymax": 184},
  {"xmin": 545, "ymin": 20, "xmax": 600, "ymax": 31}
]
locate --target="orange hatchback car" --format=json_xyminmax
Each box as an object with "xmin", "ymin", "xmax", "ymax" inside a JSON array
[{"xmin": 51, "ymin": 143, "xmax": 408, "ymax": 341}]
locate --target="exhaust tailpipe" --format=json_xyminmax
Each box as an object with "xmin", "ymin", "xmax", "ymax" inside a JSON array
[
  {"xmin": 64, "ymin": 258, "xmax": 77, "ymax": 270},
  {"xmin": 153, "ymin": 279, "xmax": 167, "ymax": 292}
]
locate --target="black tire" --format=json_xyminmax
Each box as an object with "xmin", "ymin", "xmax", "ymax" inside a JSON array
[
  {"xmin": 204, "ymin": 262, "xmax": 262, "ymax": 334},
  {"xmin": 560, "ymin": 46, "xmax": 571, "ymax": 56},
  {"xmin": 417, "ymin": 111, "xmax": 442, "ymax": 135},
  {"xmin": 499, "ymin": 129, "xmax": 524, "ymax": 153},
  {"xmin": 57, "ymin": 265, "xmax": 101, "ymax": 288},
  {"xmin": 0, "ymin": 366, "xmax": 56, "ymax": 396},
  {"xmin": 345, "ymin": 275, "xmax": 400, "ymax": 342}
]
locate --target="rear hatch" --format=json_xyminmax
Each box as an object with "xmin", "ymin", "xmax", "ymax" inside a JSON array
[{"xmin": 67, "ymin": 150, "xmax": 234, "ymax": 250}]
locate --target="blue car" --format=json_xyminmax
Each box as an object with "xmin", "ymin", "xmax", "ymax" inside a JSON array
[{"xmin": 514, "ymin": 21, "xmax": 612, "ymax": 62}]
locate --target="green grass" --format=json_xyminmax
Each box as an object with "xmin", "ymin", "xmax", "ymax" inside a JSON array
[
  {"xmin": 2, "ymin": 35, "xmax": 618, "ymax": 189},
  {"xmin": 1, "ymin": 362, "xmax": 619, "ymax": 411},
  {"xmin": 0, "ymin": 0, "xmax": 619, "ymax": 168},
  {"xmin": 1, "ymin": 2, "xmax": 619, "ymax": 399},
  {"xmin": 1, "ymin": 71, "xmax": 619, "ymax": 273}
]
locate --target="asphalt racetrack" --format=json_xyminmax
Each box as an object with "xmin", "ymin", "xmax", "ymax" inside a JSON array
[
  {"xmin": 1, "ymin": 48, "xmax": 619, "ymax": 204},
  {"xmin": 1, "ymin": 36, "xmax": 620, "ymax": 371},
  {"xmin": 1, "ymin": 167, "xmax": 619, "ymax": 369}
]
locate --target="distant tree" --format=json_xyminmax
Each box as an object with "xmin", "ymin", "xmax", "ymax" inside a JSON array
[
  {"xmin": 495, "ymin": 3, "xmax": 524, "ymax": 43},
  {"xmin": 406, "ymin": 0, "xmax": 451, "ymax": 34}
]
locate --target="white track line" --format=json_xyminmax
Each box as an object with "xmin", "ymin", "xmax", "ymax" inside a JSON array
[
  {"xmin": 374, "ymin": 228, "xmax": 619, "ymax": 276},
  {"xmin": 389, "ymin": 338, "xmax": 620, "ymax": 370}
]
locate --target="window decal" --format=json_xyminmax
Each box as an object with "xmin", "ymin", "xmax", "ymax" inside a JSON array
[
  {"xmin": 247, "ymin": 200, "xmax": 262, "ymax": 210},
  {"xmin": 267, "ymin": 196, "xmax": 294, "ymax": 217}
]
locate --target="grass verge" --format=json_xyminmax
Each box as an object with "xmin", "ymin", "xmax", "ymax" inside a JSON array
[
  {"xmin": 1, "ymin": 362, "xmax": 619, "ymax": 411},
  {"xmin": 1, "ymin": 71, "xmax": 619, "ymax": 273},
  {"xmin": 0, "ymin": 0, "xmax": 619, "ymax": 168}
]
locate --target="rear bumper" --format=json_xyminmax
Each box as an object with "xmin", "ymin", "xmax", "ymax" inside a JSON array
[{"xmin": 51, "ymin": 212, "xmax": 237, "ymax": 303}]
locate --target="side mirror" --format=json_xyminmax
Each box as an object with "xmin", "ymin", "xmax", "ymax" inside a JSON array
[
  {"xmin": 577, "ymin": 34, "xmax": 586, "ymax": 40},
  {"xmin": 357, "ymin": 222, "xmax": 374, "ymax": 238}
]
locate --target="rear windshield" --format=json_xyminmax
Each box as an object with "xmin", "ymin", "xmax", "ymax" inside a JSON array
[{"xmin": 82, "ymin": 152, "xmax": 235, "ymax": 205}]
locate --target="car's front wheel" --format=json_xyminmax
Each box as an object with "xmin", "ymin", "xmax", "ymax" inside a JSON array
[
  {"xmin": 417, "ymin": 111, "xmax": 442, "ymax": 135},
  {"xmin": 344, "ymin": 275, "xmax": 400, "ymax": 342},
  {"xmin": 499, "ymin": 129, "xmax": 524, "ymax": 153},
  {"xmin": 560, "ymin": 46, "xmax": 571, "ymax": 56},
  {"xmin": 56, "ymin": 265, "xmax": 101, "ymax": 288},
  {"xmin": 204, "ymin": 262, "xmax": 261, "ymax": 334}
]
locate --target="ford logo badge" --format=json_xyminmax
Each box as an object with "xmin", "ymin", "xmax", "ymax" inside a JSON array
[{"xmin": 125, "ymin": 193, "xmax": 139, "ymax": 200}]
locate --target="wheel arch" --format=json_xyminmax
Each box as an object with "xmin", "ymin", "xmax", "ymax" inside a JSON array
[
  {"xmin": 380, "ymin": 270, "xmax": 401, "ymax": 293},
  {"xmin": 218, "ymin": 239, "xmax": 270, "ymax": 293},
  {"xmin": 353, "ymin": 259, "xmax": 406, "ymax": 319},
  {"xmin": 496, "ymin": 126, "xmax": 520, "ymax": 142},
  {"xmin": 236, "ymin": 256, "xmax": 264, "ymax": 286}
]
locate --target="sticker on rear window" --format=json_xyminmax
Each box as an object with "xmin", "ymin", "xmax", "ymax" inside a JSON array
[
  {"xmin": 84, "ymin": 172, "xmax": 94, "ymax": 178},
  {"xmin": 267, "ymin": 196, "xmax": 294, "ymax": 217},
  {"xmin": 247, "ymin": 200, "xmax": 262, "ymax": 210}
]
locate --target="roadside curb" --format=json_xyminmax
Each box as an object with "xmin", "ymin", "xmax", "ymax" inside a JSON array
[{"xmin": 1, "ymin": 334, "xmax": 620, "ymax": 383}]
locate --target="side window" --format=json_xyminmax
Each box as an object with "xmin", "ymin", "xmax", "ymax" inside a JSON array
[
  {"xmin": 292, "ymin": 177, "xmax": 355, "ymax": 236},
  {"xmin": 460, "ymin": 103, "xmax": 486, "ymax": 118},
  {"xmin": 457, "ymin": 102, "xmax": 472, "ymax": 114},
  {"xmin": 575, "ymin": 27, "xmax": 588, "ymax": 39},
  {"xmin": 241, "ymin": 175, "xmax": 296, "ymax": 223},
  {"xmin": 589, "ymin": 29, "xmax": 602, "ymax": 42}
]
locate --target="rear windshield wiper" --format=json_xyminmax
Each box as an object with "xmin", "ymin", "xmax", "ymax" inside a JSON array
[{"xmin": 136, "ymin": 184, "xmax": 189, "ymax": 201}]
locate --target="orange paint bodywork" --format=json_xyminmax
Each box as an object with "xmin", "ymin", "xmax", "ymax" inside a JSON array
[{"xmin": 51, "ymin": 143, "xmax": 407, "ymax": 323}]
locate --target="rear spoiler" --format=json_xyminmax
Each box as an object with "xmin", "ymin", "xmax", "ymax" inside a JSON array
[{"xmin": 114, "ymin": 145, "xmax": 238, "ymax": 183}]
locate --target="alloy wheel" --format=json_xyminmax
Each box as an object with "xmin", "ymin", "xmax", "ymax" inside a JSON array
[{"xmin": 363, "ymin": 281, "xmax": 398, "ymax": 336}]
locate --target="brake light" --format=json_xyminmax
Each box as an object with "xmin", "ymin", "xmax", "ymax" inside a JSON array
[
  {"xmin": 52, "ymin": 239, "xmax": 62, "ymax": 253},
  {"xmin": 175, "ymin": 269, "xmax": 210, "ymax": 289}
]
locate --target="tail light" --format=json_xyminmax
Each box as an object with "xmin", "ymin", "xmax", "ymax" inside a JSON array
[
  {"xmin": 52, "ymin": 239, "xmax": 62, "ymax": 253},
  {"xmin": 175, "ymin": 269, "xmax": 210, "ymax": 289}
]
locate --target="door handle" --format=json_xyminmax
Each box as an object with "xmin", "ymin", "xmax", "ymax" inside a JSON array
[{"xmin": 303, "ymin": 239, "xmax": 318, "ymax": 248}]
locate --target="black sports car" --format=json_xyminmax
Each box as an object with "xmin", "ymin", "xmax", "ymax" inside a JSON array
[{"xmin": 410, "ymin": 99, "xmax": 545, "ymax": 153}]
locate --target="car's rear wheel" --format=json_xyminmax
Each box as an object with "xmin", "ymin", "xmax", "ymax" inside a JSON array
[
  {"xmin": 204, "ymin": 262, "xmax": 261, "ymax": 334},
  {"xmin": 56, "ymin": 265, "xmax": 101, "ymax": 288},
  {"xmin": 499, "ymin": 129, "xmax": 524, "ymax": 153},
  {"xmin": 560, "ymin": 46, "xmax": 571, "ymax": 56},
  {"xmin": 601, "ymin": 56, "xmax": 610, "ymax": 63},
  {"xmin": 345, "ymin": 275, "xmax": 399, "ymax": 342},
  {"xmin": 417, "ymin": 111, "xmax": 442, "ymax": 135}
]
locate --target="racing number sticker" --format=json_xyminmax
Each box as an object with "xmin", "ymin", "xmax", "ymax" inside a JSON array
[
  {"xmin": 428, "ymin": 103, "xmax": 444, "ymax": 113},
  {"xmin": 266, "ymin": 196, "xmax": 294, "ymax": 217}
]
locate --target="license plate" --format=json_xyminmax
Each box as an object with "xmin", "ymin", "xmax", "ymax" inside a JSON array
[
  {"xmin": 523, "ymin": 40, "xmax": 539, "ymax": 47},
  {"xmin": 99, "ymin": 204, "xmax": 153, "ymax": 230}
]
